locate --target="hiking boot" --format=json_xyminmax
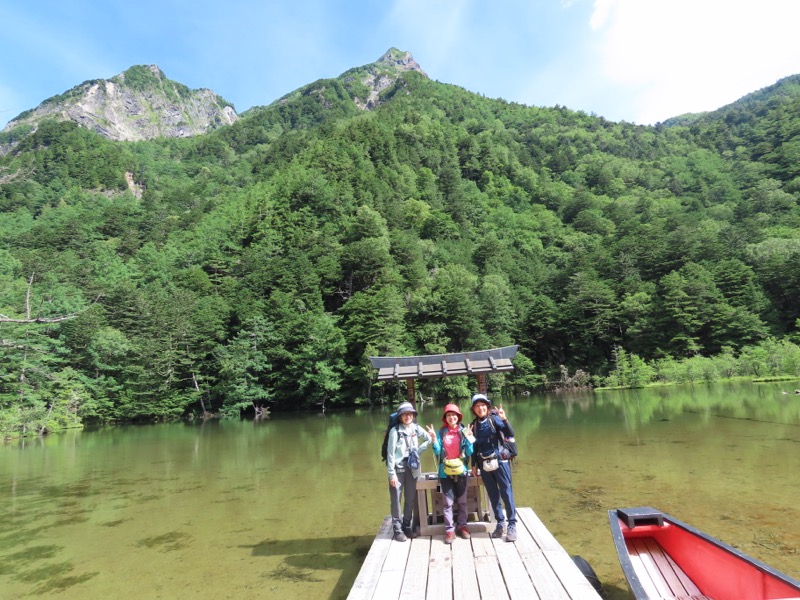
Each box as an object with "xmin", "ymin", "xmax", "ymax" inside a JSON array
[
  {"xmin": 506, "ymin": 525, "xmax": 517, "ymax": 542},
  {"xmin": 394, "ymin": 529, "xmax": 408, "ymax": 542},
  {"xmin": 402, "ymin": 519, "xmax": 418, "ymax": 539},
  {"xmin": 491, "ymin": 525, "xmax": 504, "ymax": 538},
  {"xmin": 457, "ymin": 526, "xmax": 471, "ymax": 539},
  {"xmin": 444, "ymin": 531, "xmax": 455, "ymax": 544}
]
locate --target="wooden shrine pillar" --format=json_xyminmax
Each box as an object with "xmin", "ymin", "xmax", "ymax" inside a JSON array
[
  {"xmin": 406, "ymin": 378, "xmax": 416, "ymax": 407},
  {"xmin": 476, "ymin": 373, "xmax": 487, "ymax": 394}
]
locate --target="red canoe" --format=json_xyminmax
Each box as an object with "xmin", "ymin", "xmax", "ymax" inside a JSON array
[{"xmin": 609, "ymin": 507, "xmax": 800, "ymax": 600}]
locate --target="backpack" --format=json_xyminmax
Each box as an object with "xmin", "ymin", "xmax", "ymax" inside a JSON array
[
  {"xmin": 380, "ymin": 412, "xmax": 399, "ymax": 462},
  {"xmin": 381, "ymin": 414, "xmax": 424, "ymax": 465},
  {"xmin": 472, "ymin": 414, "xmax": 518, "ymax": 461}
]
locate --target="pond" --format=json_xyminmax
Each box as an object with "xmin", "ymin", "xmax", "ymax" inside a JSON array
[{"xmin": 1, "ymin": 381, "xmax": 799, "ymax": 599}]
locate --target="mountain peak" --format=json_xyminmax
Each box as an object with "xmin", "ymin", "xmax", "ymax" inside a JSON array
[
  {"xmin": 2, "ymin": 65, "xmax": 238, "ymax": 145},
  {"xmin": 339, "ymin": 48, "xmax": 427, "ymax": 111},
  {"xmin": 116, "ymin": 64, "xmax": 167, "ymax": 87},
  {"xmin": 375, "ymin": 48, "xmax": 427, "ymax": 77}
]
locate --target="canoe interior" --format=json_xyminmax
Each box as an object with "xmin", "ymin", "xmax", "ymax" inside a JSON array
[{"xmin": 609, "ymin": 507, "xmax": 800, "ymax": 600}]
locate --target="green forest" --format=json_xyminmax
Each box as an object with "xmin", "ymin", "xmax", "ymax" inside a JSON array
[{"xmin": 2, "ymin": 66, "xmax": 800, "ymax": 438}]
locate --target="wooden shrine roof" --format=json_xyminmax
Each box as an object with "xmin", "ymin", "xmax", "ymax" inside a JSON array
[{"xmin": 369, "ymin": 345, "xmax": 518, "ymax": 381}]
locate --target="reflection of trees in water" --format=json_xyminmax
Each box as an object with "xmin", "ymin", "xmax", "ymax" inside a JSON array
[
  {"xmin": 552, "ymin": 391, "xmax": 595, "ymax": 419},
  {"xmin": 508, "ymin": 389, "xmax": 609, "ymax": 421},
  {"xmin": 594, "ymin": 381, "xmax": 800, "ymax": 429}
]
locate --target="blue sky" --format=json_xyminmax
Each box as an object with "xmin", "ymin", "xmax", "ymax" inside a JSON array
[{"xmin": 3, "ymin": 0, "xmax": 800, "ymax": 129}]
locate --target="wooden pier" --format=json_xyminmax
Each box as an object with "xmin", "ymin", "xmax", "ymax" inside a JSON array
[
  {"xmin": 347, "ymin": 505, "xmax": 603, "ymax": 599},
  {"xmin": 361, "ymin": 348, "xmax": 597, "ymax": 598}
]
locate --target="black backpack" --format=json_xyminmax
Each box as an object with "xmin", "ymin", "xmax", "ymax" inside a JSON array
[
  {"xmin": 472, "ymin": 414, "xmax": 518, "ymax": 461},
  {"xmin": 380, "ymin": 412, "xmax": 400, "ymax": 462}
]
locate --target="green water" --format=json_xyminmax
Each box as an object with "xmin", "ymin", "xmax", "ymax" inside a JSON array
[{"xmin": 1, "ymin": 382, "xmax": 799, "ymax": 599}]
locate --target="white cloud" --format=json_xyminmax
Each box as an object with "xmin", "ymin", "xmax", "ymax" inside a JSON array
[
  {"xmin": 589, "ymin": 0, "xmax": 612, "ymax": 30},
  {"xmin": 591, "ymin": 0, "xmax": 800, "ymax": 123}
]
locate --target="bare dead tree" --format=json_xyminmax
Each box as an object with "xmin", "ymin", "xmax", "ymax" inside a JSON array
[
  {"xmin": 0, "ymin": 312, "xmax": 97, "ymax": 324},
  {"xmin": 39, "ymin": 403, "xmax": 54, "ymax": 436},
  {"xmin": 0, "ymin": 273, "xmax": 101, "ymax": 323},
  {"xmin": 554, "ymin": 365, "xmax": 593, "ymax": 392},
  {"xmin": 192, "ymin": 372, "xmax": 213, "ymax": 417},
  {"xmin": 253, "ymin": 403, "xmax": 270, "ymax": 419}
]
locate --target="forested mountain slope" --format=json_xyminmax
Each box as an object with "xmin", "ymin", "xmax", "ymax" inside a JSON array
[{"xmin": 1, "ymin": 49, "xmax": 799, "ymax": 434}]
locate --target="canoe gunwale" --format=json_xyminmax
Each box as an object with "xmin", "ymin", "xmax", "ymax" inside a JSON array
[{"xmin": 608, "ymin": 507, "xmax": 800, "ymax": 600}]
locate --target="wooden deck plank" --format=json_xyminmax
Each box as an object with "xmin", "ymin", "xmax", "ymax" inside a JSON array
[
  {"xmin": 400, "ymin": 537, "xmax": 431, "ymax": 599},
  {"xmin": 372, "ymin": 536, "xmax": 413, "ymax": 600},
  {"xmin": 516, "ymin": 507, "xmax": 563, "ymax": 552},
  {"xmin": 509, "ymin": 510, "xmax": 546, "ymax": 557},
  {"xmin": 475, "ymin": 557, "xmax": 509, "ymax": 600},
  {"xmin": 470, "ymin": 533, "xmax": 508, "ymax": 600},
  {"xmin": 347, "ymin": 516, "xmax": 394, "ymax": 600},
  {"xmin": 426, "ymin": 535, "xmax": 453, "ymax": 600},
  {"xmin": 491, "ymin": 535, "xmax": 540, "ymax": 600},
  {"xmin": 350, "ymin": 508, "xmax": 602, "ymax": 600},
  {"xmin": 452, "ymin": 536, "xmax": 481, "ymax": 600},
  {"xmin": 471, "ymin": 532, "xmax": 497, "ymax": 558},
  {"xmin": 516, "ymin": 507, "xmax": 600, "ymax": 599},
  {"xmin": 521, "ymin": 550, "xmax": 572, "ymax": 600},
  {"xmin": 498, "ymin": 510, "xmax": 562, "ymax": 598},
  {"xmin": 546, "ymin": 550, "xmax": 604, "ymax": 600}
]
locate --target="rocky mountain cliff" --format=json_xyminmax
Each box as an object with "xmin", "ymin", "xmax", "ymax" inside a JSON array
[
  {"xmin": 271, "ymin": 48, "xmax": 428, "ymax": 113},
  {"xmin": 2, "ymin": 65, "xmax": 239, "ymax": 146},
  {"xmin": 344, "ymin": 48, "xmax": 427, "ymax": 110},
  {"xmin": 1, "ymin": 49, "xmax": 425, "ymax": 153}
]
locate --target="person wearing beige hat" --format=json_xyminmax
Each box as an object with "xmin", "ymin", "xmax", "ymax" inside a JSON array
[{"xmin": 386, "ymin": 402, "xmax": 431, "ymax": 541}]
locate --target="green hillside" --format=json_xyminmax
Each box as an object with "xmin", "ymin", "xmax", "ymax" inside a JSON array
[{"xmin": 2, "ymin": 56, "xmax": 800, "ymax": 436}]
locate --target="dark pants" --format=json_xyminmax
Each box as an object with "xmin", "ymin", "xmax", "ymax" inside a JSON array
[
  {"xmin": 440, "ymin": 475, "xmax": 468, "ymax": 532},
  {"xmin": 481, "ymin": 460, "xmax": 516, "ymax": 528},
  {"xmin": 388, "ymin": 468, "xmax": 417, "ymax": 530}
]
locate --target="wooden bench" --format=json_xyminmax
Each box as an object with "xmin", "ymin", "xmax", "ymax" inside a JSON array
[
  {"xmin": 414, "ymin": 472, "xmax": 494, "ymax": 536},
  {"xmin": 625, "ymin": 537, "xmax": 712, "ymax": 600}
]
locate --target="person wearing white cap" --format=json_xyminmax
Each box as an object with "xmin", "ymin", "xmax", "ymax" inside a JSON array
[
  {"xmin": 386, "ymin": 402, "xmax": 431, "ymax": 541},
  {"xmin": 470, "ymin": 393, "xmax": 518, "ymax": 542}
]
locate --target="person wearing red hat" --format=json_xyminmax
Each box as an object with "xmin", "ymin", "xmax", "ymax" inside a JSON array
[{"xmin": 426, "ymin": 404, "xmax": 474, "ymax": 544}]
